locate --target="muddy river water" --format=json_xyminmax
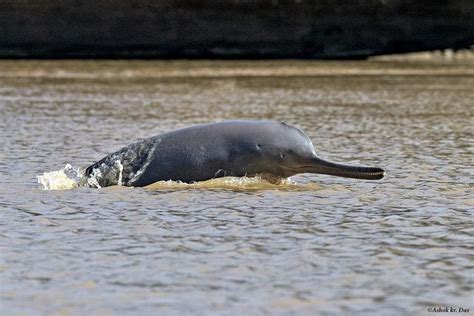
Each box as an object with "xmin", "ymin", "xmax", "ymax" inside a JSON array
[{"xmin": 0, "ymin": 60, "xmax": 473, "ymax": 315}]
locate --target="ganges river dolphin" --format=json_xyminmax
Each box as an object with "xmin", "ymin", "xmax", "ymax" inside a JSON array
[{"xmin": 82, "ymin": 121, "xmax": 385, "ymax": 188}]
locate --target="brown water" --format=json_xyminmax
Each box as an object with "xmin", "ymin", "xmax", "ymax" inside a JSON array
[{"xmin": 1, "ymin": 60, "xmax": 473, "ymax": 315}]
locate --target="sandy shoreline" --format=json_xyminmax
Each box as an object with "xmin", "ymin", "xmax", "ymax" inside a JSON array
[{"xmin": 371, "ymin": 48, "xmax": 474, "ymax": 62}]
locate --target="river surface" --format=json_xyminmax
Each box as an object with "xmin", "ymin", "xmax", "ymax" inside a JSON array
[{"xmin": 0, "ymin": 60, "xmax": 473, "ymax": 315}]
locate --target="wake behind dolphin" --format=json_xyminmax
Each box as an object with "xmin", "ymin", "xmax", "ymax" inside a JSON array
[{"xmin": 82, "ymin": 121, "xmax": 385, "ymax": 188}]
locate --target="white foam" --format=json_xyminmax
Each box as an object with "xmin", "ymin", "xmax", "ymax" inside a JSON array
[
  {"xmin": 86, "ymin": 167, "xmax": 102, "ymax": 188},
  {"xmin": 115, "ymin": 160, "xmax": 124, "ymax": 186},
  {"xmin": 36, "ymin": 164, "xmax": 81, "ymax": 190},
  {"xmin": 144, "ymin": 175, "xmax": 303, "ymax": 191}
]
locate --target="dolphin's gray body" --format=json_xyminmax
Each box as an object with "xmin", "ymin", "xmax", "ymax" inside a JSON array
[{"xmin": 83, "ymin": 121, "xmax": 384, "ymax": 187}]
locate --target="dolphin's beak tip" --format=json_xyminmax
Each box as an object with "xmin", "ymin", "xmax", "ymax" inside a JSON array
[{"xmin": 377, "ymin": 168, "xmax": 386, "ymax": 180}]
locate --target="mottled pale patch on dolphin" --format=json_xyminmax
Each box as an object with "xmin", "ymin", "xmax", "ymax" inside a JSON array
[{"xmin": 83, "ymin": 121, "xmax": 385, "ymax": 188}]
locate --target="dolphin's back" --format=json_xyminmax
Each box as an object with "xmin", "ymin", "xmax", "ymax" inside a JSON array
[{"xmin": 84, "ymin": 121, "xmax": 295, "ymax": 187}]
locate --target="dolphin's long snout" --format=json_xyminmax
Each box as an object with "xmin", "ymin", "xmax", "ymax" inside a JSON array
[{"xmin": 302, "ymin": 157, "xmax": 385, "ymax": 180}]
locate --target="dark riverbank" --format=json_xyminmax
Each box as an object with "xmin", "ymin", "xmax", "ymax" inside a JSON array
[{"xmin": 1, "ymin": 1, "xmax": 473, "ymax": 59}]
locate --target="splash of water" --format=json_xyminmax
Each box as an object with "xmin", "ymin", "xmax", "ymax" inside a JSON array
[
  {"xmin": 36, "ymin": 164, "xmax": 83, "ymax": 190},
  {"xmin": 115, "ymin": 160, "xmax": 124, "ymax": 186},
  {"xmin": 85, "ymin": 166, "xmax": 102, "ymax": 189},
  {"xmin": 37, "ymin": 166, "xmax": 322, "ymax": 192},
  {"xmin": 143, "ymin": 175, "xmax": 318, "ymax": 191}
]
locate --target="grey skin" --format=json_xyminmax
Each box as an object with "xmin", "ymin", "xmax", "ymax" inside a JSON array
[{"xmin": 83, "ymin": 121, "xmax": 385, "ymax": 188}]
